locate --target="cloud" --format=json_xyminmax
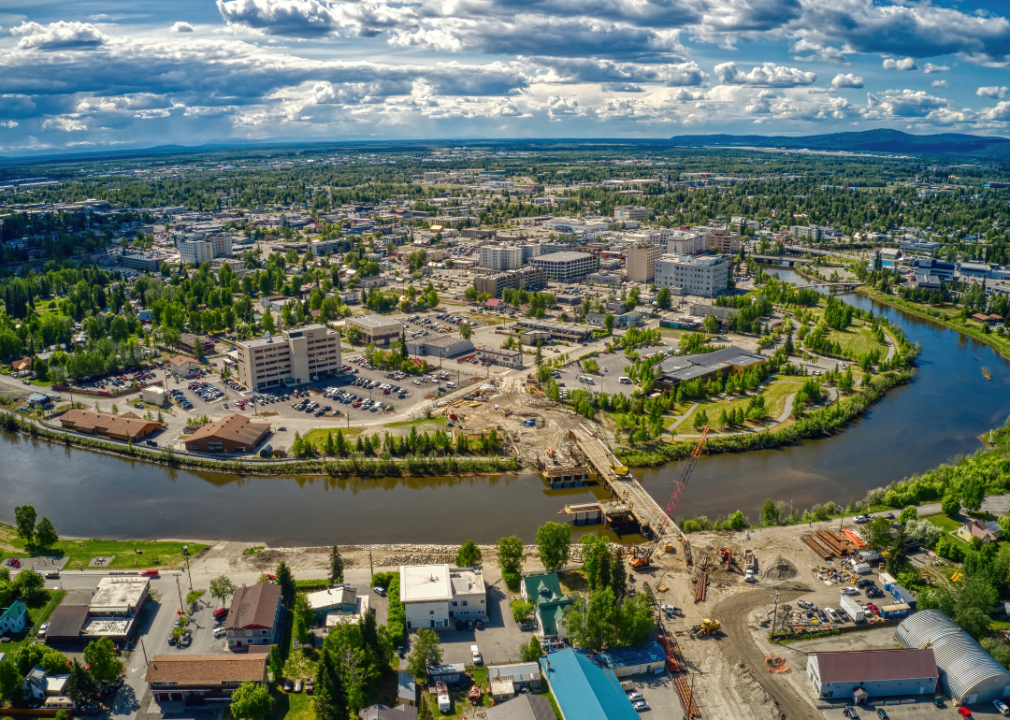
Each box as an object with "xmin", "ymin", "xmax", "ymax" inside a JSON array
[
  {"xmin": 978, "ymin": 86, "xmax": 1009, "ymax": 99},
  {"xmin": 830, "ymin": 73, "xmax": 863, "ymax": 89},
  {"xmin": 172, "ymin": 22, "xmax": 195, "ymax": 33},
  {"xmin": 790, "ymin": 39, "xmax": 847, "ymax": 64},
  {"xmin": 863, "ymin": 88, "xmax": 975, "ymax": 125},
  {"xmin": 41, "ymin": 116, "xmax": 88, "ymax": 132},
  {"xmin": 10, "ymin": 21, "xmax": 109, "ymax": 50},
  {"xmin": 931, "ymin": 80, "xmax": 949, "ymax": 89},
  {"xmin": 882, "ymin": 57, "xmax": 916, "ymax": 71},
  {"xmin": 530, "ymin": 58, "xmax": 705, "ymax": 87},
  {"xmin": 714, "ymin": 62, "xmax": 815, "ymax": 87},
  {"xmin": 981, "ymin": 102, "xmax": 1010, "ymax": 122},
  {"xmin": 217, "ymin": 0, "xmax": 344, "ymax": 36},
  {"xmin": 543, "ymin": 94, "xmax": 584, "ymax": 119},
  {"xmin": 0, "ymin": 121, "xmax": 18, "ymax": 129},
  {"xmin": 922, "ymin": 63, "xmax": 949, "ymax": 74}
]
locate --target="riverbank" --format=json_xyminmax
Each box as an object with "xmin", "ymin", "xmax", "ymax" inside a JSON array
[
  {"xmin": 858, "ymin": 285, "xmax": 1010, "ymax": 361},
  {"xmin": 0, "ymin": 410, "xmax": 520, "ymax": 478}
]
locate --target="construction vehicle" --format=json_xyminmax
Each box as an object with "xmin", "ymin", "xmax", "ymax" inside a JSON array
[
  {"xmin": 664, "ymin": 424, "xmax": 710, "ymax": 518},
  {"xmin": 547, "ymin": 447, "xmax": 555, "ymax": 458},
  {"xmin": 524, "ymin": 419, "xmax": 536, "ymax": 427},
  {"xmin": 718, "ymin": 547, "xmax": 733, "ymax": 566},
  {"xmin": 744, "ymin": 549, "xmax": 757, "ymax": 582},
  {"xmin": 629, "ymin": 544, "xmax": 654, "ymax": 569},
  {"xmin": 698, "ymin": 619, "xmax": 721, "ymax": 636},
  {"xmin": 611, "ymin": 463, "xmax": 630, "ymax": 477}
]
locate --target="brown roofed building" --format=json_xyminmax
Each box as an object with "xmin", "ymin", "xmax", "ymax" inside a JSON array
[
  {"xmin": 226, "ymin": 583, "xmax": 283, "ymax": 650},
  {"xmin": 178, "ymin": 333, "xmax": 214, "ymax": 357},
  {"xmin": 11, "ymin": 358, "xmax": 31, "ymax": 373},
  {"xmin": 60, "ymin": 409, "xmax": 161, "ymax": 441},
  {"xmin": 45, "ymin": 605, "xmax": 90, "ymax": 645},
  {"xmin": 147, "ymin": 654, "xmax": 268, "ymax": 707},
  {"xmin": 806, "ymin": 648, "xmax": 938, "ymax": 700},
  {"xmin": 186, "ymin": 415, "xmax": 270, "ymax": 454},
  {"xmin": 167, "ymin": 355, "xmax": 201, "ymax": 377}
]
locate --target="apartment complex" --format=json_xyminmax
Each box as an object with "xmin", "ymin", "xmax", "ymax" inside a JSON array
[
  {"xmin": 625, "ymin": 244, "xmax": 664, "ymax": 283},
  {"xmin": 704, "ymin": 228, "xmax": 742, "ymax": 254},
  {"xmin": 666, "ymin": 229, "xmax": 707, "ymax": 255},
  {"xmin": 790, "ymin": 225, "xmax": 822, "ymax": 241},
  {"xmin": 400, "ymin": 565, "xmax": 487, "ymax": 630},
  {"xmin": 474, "ymin": 266, "xmax": 547, "ymax": 298},
  {"xmin": 345, "ymin": 314, "xmax": 403, "ymax": 345},
  {"xmin": 236, "ymin": 324, "xmax": 342, "ymax": 390},
  {"xmin": 530, "ymin": 251, "xmax": 598, "ymax": 282},
  {"xmin": 178, "ymin": 234, "xmax": 232, "ymax": 265},
  {"xmin": 478, "ymin": 245, "xmax": 523, "ymax": 271},
  {"xmin": 613, "ymin": 206, "xmax": 651, "ymax": 220},
  {"xmin": 655, "ymin": 255, "xmax": 731, "ymax": 297}
]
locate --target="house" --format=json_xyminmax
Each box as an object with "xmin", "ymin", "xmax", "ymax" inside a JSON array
[
  {"xmin": 167, "ymin": 355, "xmax": 202, "ymax": 377},
  {"xmin": 306, "ymin": 585, "xmax": 370, "ymax": 627},
  {"xmin": 400, "ymin": 565, "xmax": 487, "ymax": 631},
  {"xmin": 186, "ymin": 415, "xmax": 271, "ymax": 454},
  {"xmin": 487, "ymin": 662, "xmax": 542, "ymax": 702},
  {"xmin": 956, "ymin": 519, "xmax": 1003, "ymax": 544},
  {"xmin": 0, "ymin": 601, "xmax": 28, "ymax": 634},
  {"xmin": 397, "ymin": 671, "xmax": 417, "ymax": 707},
  {"xmin": 484, "ymin": 694, "xmax": 555, "ymax": 720},
  {"xmin": 538, "ymin": 649, "xmax": 638, "ymax": 720},
  {"xmin": 178, "ymin": 333, "xmax": 214, "ymax": 357},
  {"xmin": 59, "ymin": 409, "xmax": 161, "ymax": 441},
  {"xmin": 225, "ymin": 583, "xmax": 283, "ymax": 650},
  {"xmin": 147, "ymin": 654, "xmax": 269, "ymax": 707},
  {"xmin": 10, "ymin": 358, "xmax": 31, "ymax": 373},
  {"xmin": 359, "ymin": 705, "xmax": 419, "ymax": 720},
  {"xmin": 520, "ymin": 574, "xmax": 574, "ymax": 640}
]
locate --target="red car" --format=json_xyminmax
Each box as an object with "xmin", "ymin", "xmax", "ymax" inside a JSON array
[
  {"xmin": 959, "ymin": 707, "xmax": 973, "ymax": 718},
  {"xmin": 864, "ymin": 604, "xmax": 880, "ymax": 615},
  {"xmin": 140, "ymin": 568, "xmax": 160, "ymax": 577},
  {"xmin": 213, "ymin": 608, "xmax": 229, "ymax": 621}
]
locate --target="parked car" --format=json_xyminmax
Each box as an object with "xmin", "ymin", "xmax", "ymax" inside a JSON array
[
  {"xmin": 373, "ymin": 586, "xmax": 386, "ymax": 597},
  {"xmin": 844, "ymin": 707, "xmax": 859, "ymax": 719},
  {"xmin": 995, "ymin": 700, "xmax": 1010, "ymax": 717},
  {"xmin": 875, "ymin": 710, "xmax": 888, "ymax": 720},
  {"xmin": 632, "ymin": 700, "xmax": 649, "ymax": 712},
  {"xmin": 294, "ymin": 680, "xmax": 303, "ymax": 693},
  {"xmin": 305, "ymin": 678, "xmax": 315, "ymax": 695},
  {"xmin": 141, "ymin": 568, "xmax": 160, "ymax": 577},
  {"xmin": 627, "ymin": 692, "xmax": 644, "ymax": 702},
  {"xmin": 37, "ymin": 622, "xmax": 49, "ymax": 637},
  {"xmin": 44, "ymin": 571, "xmax": 59, "ymax": 579},
  {"xmin": 283, "ymin": 679, "xmax": 293, "ymax": 693},
  {"xmin": 213, "ymin": 627, "xmax": 227, "ymax": 638},
  {"xmin": 958, "ymin": 708, "xmax": 973, "ymax": 719},
  {"xmin": 840, "ymin": 587, "xmax": 860, "ymax": 596},
  {"xmin": 470, "ymin": 645, "xmax": 483, "ymax": 665}
]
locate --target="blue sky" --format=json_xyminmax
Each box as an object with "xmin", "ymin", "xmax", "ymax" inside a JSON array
[{"xmin": 2, "ymin": 0, "xmax": 1010, "ymax": 155}]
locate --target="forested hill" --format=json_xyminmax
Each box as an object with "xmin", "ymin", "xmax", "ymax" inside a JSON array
[{"xmin": 669, "ymin": 130, "xmax": 1010, "ymax": 158}]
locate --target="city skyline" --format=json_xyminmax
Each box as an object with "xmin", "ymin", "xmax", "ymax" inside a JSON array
[{"xmin": 3, "ymin": 0, "xmax": 1010, "ymax": 155}]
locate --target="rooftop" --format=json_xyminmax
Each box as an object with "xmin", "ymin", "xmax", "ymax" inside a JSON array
[
  {"xmin": 240, "ymin": 323, "xmax": 332, "ymax": 348},
  {"xmin": 305, "ymin": 585, "xmax": 357, "ymax": 611},
  {"xmin": 187, "ymin": 415, "xmax": 271, "ymax": 447},
  {"xmin": 594, "ymin": 641, "xmax": 666, "ymax": 669},
  {"xmin": 487, "ymin": 662, "xmax": 541, "ymax": 683},
  {"xmin": 349, "ymin": 314, "xmax": 404, "ymax": 329},
  {"xmin": 90, "ymin": 577, "xmax": 149, "ymax": 611},
  {"xmin": 146, "ymin": 654, "xmax": 268, "ymax": 687},
  {"xmin": 813, "ymin": 649, "xmax": 939, "ymax": 684},
  {"xmin": 538, "ymin": 649, "xmax": 638, "ymax": 720},
  {"xmin": 449, "ymin": 567, "xmax": 486, "ymax": 597},
  {"xmin": 400, "ymin": 565, "xmax": 452, "ymax": 603},
  {"xmin": 532, "ymin": 252, "xmax": 593, "ymax": 263},
  {"xmin": 225, "ymin": 583, "xmax": 281, "ymax": 630},
  {"xmin": 484, "ymin": 695, "xmax": 556, "ymax": 720}
]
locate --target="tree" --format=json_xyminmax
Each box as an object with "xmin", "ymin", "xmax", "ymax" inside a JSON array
[
  {"xmin": 519, "ymin": 636, "xmax": 542, "ymax": 662},
  {"xmin": 581, "ymin": 535, "xmax": 612, "ymax": 592},
  {"xmin": 34, "ymin": 517, "xmax": 58, "ymax": 549},
  {"xmin": 13, "ymin": 566, "xmax": 45, "ymax": 602},
  {"xmin": 65, "ymin": 659, "xmax": 99, "ymax": 704},
  {"xmin": 327, "ymin": 545, "xmax": 344, "ymax": 585},
  {"xmin": 230, "ymin": 681, "xmax": 273, "ymax": 720},
  {"xmin": 610, "ymin": 548, "xmax": 627, "ymax": 600},
  {"xmin": 656, "ymin": 288, "xmax": 672, "ymax": 311},
  {"xmin": 459, "ymin": 321, "xmax": 473, "ymax": 341},
  {"xmin": 511, "ymin": 599, "xmax": 534, "ymax": 624},
  {"xmin": 899, "ymin": 506, "xmax": 918, "ymax": 525},
  {"xmin": 269, "ymin": 645, "xmax": 284, "ymax": 682},
  {"xmin": 536, "ymin": 522, "xmax": 571, "ymax": 573},
  {"xmin": 14, "ymin": 505, "xmax": 36, "ymax": 544},
  {"xmin": 941, "ymin": 494, "xmax": 961, "ymax": 517},
  {"xmin": 604, "ymin": 314, "xmax": 615, "ymax": 333},
  {"xmin": 293, "ymin": 595, "xmax": 313, "ymax": 645},
  {"xmin": 406, "ymin": 628, "xmax": 442, "ymax": 683},
  {"xmin": 83, "ymin": 637, "xmax": 123, "ymax": 685},
  {"xmin": 0, "ymin": 658, "xmax": 23, "ymax": 706},
  {"xmin": 703, "ymin": 315, "xmax": 718, "ymax": 335},
  {"xmin": 275, "ymin": 561, "xmax": 295, "ymax": 597},
  {"xmin": 496, "ymin": 536, "xmax": 524, "ymax": 587},
  {"xmin": 962, "ymin": 477, "xmax": 986, "ymax": 513},
  {"xmin": 210, "ymin": 576, "xmax": 237, "ymax": 606},
  {"xmin": 761, "ymin": 499, "xmax": 780, "ymax": 526},
  {"xmin": 919, "ymin": 573, "xmax": 998, "ymax": 641},
  {"xmin": 455, "ymin": 540, "xmax": 482, "ymax": 568},
  {"xmin": 313, "ymin": 649, "xmax": 346, "ymax": 720},
  {"xmin": 418, "ymin": 695, "xmax": 434, "ymax": 720}
]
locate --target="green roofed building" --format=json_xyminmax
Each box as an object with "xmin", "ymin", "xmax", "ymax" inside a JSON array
[
  {"xmin": 0, "ymin": 600, "xmax": 28, "ymax": 635},
  {"xmin": 521, "ymin": 573, "xmax": 574, "ymax": 640}
]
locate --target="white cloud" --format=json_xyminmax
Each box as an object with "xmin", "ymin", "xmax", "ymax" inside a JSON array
[
  {"xmin": 543, "ymin": 94, "xmax": 584, "ymax": 119},
  {"xmin": 0, "ymin": 121, "xmax": 17, "ymax": 129},
  {"xmin": 882, "ymin": 57, "xmax": 917, "ymax": 71},
  {"xmin": 830, "ymin": 73, "xmax": 863, "ymax": 89},
  {"xmin": 931, "ymin": 80, "xmax": 949, "ymax": 88},
  {"xmin": 41, "ymin": 116, "xmax": 88, "ymax": 132},
  {"xmin": 530, "ymin": 58, "xmax": 705, "ymax": 87},
  {"xmin": 981, "ymin": 102, "xmax": 1010, "ymax": 122},
  {"xmin": 10, "ymin": 21, "xmax": 109, "ymax": 50},
  {"xmin": 714, "ymin": 62, "xmax": 816, "ymax": 87},
  {"xmin": 978, "ymin": 86, "xmax": 1009, "ymax": 99},
  {"xmin": 922, "ymin": 63, "xmax": 949, "ymax": 74},
  {"xmin": 172, "ymin": 22, "xmax": 195, "ymax": 33}
]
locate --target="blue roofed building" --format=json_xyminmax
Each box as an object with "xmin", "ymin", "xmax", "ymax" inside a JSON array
[
  {"xmin": 539, "ymin": 648, "xmax": 639, "ymax": 720},
  {"xmin": 594, "ymin": 642, "xmax": 667, "ymax": 678}
]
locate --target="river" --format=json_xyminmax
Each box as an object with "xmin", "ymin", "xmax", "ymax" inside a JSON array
[{"xmin": 2, "ymin": 272, "xmax": 1008, "ymax": 544}]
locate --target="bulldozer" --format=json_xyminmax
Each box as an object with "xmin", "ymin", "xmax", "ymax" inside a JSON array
[
  {"xmin": 700, "ymin": 618, "xmax": 721, "ymax": 635},
  {"xmin": 718, "ymin": 547, "xmax": 733, "ymax": 566},
  {"xmin": 611, "ymin": 463, "xmax": 630, "ymax": 477}
]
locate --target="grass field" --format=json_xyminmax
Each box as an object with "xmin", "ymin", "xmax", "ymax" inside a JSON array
[
  {"xmin": 301, "ymin": 427, "xmax": 365, "ymax": 448},
  {"xmin": 826, "ymin": 324, "xmax": 884, "ymax": 357},
  {"xmin": 0, "ymin": 523, "xmax": 205, "ymax": 570},
  {"xmin": 384, "ymin": 416, "xmax": 447, "ymax": 429},
  {"xmin": 269, "ymin": 691, "xmax": 314, "ymax": 720},
  {"xmin": 676, "ymin": 378, "xmax": 802, "ymax": 432}
]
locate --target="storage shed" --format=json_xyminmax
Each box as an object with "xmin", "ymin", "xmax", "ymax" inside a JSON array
[{"xmin": 895, "ymin": 609, "xmax": 1010, "ymax": 705}]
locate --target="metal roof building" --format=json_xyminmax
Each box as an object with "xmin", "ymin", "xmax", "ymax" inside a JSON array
[
  {"xmin": 806, "ymin": 649, "xmax": 938, "ymax": 700},
  {"xmin": 895, "ymin": 609, "xmax": 1010, "ymax": 705},
  {"xmin": 594, "ymin": 642, "xmax": 667, "ymax": 678},
  {"xmin": 539, "ymin": 649, "xmax": 638, "ymax": 720}
]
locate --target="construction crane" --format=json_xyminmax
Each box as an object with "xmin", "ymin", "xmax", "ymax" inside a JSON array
[{"xmin": 664, "ymin": 424, "xmax": 710, "ymax": 518}]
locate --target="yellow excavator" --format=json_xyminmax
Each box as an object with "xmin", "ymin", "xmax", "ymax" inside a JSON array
[{"xmin": 700, "ymin": 619, "xmax": 721, "ymax": 635}]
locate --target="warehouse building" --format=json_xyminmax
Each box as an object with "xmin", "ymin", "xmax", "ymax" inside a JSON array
[
  {"xmin": 656, "ymin": 345, "xmax": 765, "ymax": 389},
  {"xmin": 895, "ymin": 609, "xmax": 1010, "ymax": 705},
  {"xmin": 530, "ymin": 251, "xmax": 598, "ymax": 282},
  {"xmin": 405, "ymin": 335, "xmax": 473, "ymax": 359},
  {"xmin": 515, "ymin": 318, "xmax": 592, "ymax": 343},
  {"xmin": 594, "ymin": 642, "xmax": 667, "ymax": 678},
  {"xmin": 806, "ymin": 649, "xmax": 938, "ymax": 701}
]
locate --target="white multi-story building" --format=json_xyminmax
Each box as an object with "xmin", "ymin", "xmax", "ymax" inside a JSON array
[
  {"xmin": 530, "ymin": 251, "xmax": 598, "ymax": 282},
  {"xmin": 613, "ymin": 206, "xmax": 651, "ymax": 220},
  {"xmin": 625, "ymin": 228, "xmax": 675, "ymax": 245},
  {"xmin": 479, "ymin": 245, "xmax": 523, "ymax": 271},
  {"xmin": 400, "ymin": 565, "xmax": 487, "ymax": 630},
  {"xmin": 666, "ymin": 230, "xmax": 707, "ymax": 255},
  {"xmin": 178, "ymin": 234, "xmax": 232, "ymax": 266},
  {"xmin": 345, "ymin": 314, "xmax": 403, "ymax": 345},
  {"xmin": 236, "ymin": 323, "xmax": 342, "ymax": 391},
  {"xmin": 655, "ymin": 255, "xmax": 730, "ymax": 298}
]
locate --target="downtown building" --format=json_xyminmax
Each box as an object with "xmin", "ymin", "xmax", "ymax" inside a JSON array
[
  {"xmin": 236, "ymin": 323, "xmax": 341, "ymax": 390},
  {"xmin": 475, "ymin": 266, "xmax": 547, "ymax": 298},
  {"xmin": 655, "ymin": 254, "xmax": 731, "ymax": 297}
]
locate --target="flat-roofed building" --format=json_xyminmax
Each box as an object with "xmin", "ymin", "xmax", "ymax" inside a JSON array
[
  {"xmin": 90, "ymin": 578, "xmax": 150, "ymax": 616},
  {"xmin": 475, "ymin": 346, "xmax": 523, "ymax": 368},
  {"xmin": 474, "ymin": 267, "xmax": 546, "ymax": 298},
  {"xmin": 704, "ymin": 227, "xmax": 742, "ymax": 253},
  {"xmin": 119, "ymin": 254, "xmax": 162, "ymax": 272},
  {"xmin": 515, "ymin": 318, "xmax": 592, "ymax": 343},
  {"xmin": 530, "ymin": 251, "xmax": 598, "ymax": 282},
  {"xmin": 613, "ymin": 206, "xmax": 650, "ymax": 220},
  {"xmin": 656, "ymin": 345, "xmax": 765, "ymax": 389},
  {"xmin": 478, "ymin": 246, "xmax": 523, "ymax": 271},
  {"xmin": 655, "ymin": 254, "xmax": 730, "ymax": 297},
  {"xmin": 625, "ymin": 244, "xmax": 663, "ymax": 283},
  {"xmin": 666, "ymin": 230, "xmax": 706, "ymax": 255},
  {"xmin": 405, "ymin": 335, "xmax": 473, "ymax": 358},
  {"xmin": 236, "ymin": 323, "xmax": 341, "ymax": 390},
  {"xmin": 346, "ymin": 314, "xmax": 403, "ymax": 346},
  {"xmin": 186, "ymin": 414, "xmax": 271, "ymax": 454},
  {"xmin": 400, "ymin": 565, "xmax": 487, "ymax": 631}
]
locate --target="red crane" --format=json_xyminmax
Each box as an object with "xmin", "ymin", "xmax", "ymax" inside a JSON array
[{"xmin": 664, "ymin": 424, "xmax": 710, "ymax": 519}]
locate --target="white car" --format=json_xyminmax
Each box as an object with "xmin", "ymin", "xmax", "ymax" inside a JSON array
[
  {"xmin": 840, "ymin": 587, "xmax": 860, "ymax": 596},
  {"xmin": 995, "ymin": 699, "xmax": 1010, "ymax": 716},
  {"xmin": 853, "ymin": 515, "xmax": 869, "ymax": 523},
  {"xmin": 470, "ymin": 645, "xmax": 483, "ymax": 665},
  {"xmin": 627, "ymin": 692, "xmax": 644, "ymax": 702},
  {"xmin": 213, "ymin": 626, "xmax": 227, "ymax": 638}
]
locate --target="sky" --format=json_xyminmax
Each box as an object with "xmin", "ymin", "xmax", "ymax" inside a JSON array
[{"xmin": 3, "ymin": 0, "xmax": 1010, "ymax": 155}]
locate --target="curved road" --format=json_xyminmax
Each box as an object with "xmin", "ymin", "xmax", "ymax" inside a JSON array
[{"xmin": 713, "ymin": 587, "xmax": 821, "ymax": 720}]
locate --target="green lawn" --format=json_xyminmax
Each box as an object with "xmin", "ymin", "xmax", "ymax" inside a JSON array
[
  {"xmin": 677, "ymin": 377, "xmax": 803, "ymax": 431},
  {"xmin": 269, "ymin": 691, "xmax": 314, "ymax": 720},
  {"xmin": 826, "ymin": 323, "xmax": 885, "ymax": 357},
  {"xmin": 301, "ymin": 427, "xmax": 365, "ymax": 447},
  {"xmin": 0, "ymin": 524, "xmax": 205, "ymax": 570},
  {"xmin": 384, "ymin": 416, "xmax": 447, "ymax": 429},
  {"xmin": 6, "ymin": 590, "xmax": 65, "ymax": 648}
]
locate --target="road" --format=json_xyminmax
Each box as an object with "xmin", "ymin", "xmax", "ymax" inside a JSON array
[{"xmin": 713, "ymin": 587, "xmax": 821, "ymax": 720}]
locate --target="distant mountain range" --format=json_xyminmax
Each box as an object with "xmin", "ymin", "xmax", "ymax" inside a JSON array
[{"xmin": 669, "ymin": 129, "xmax": 1010, "ymax": 158}]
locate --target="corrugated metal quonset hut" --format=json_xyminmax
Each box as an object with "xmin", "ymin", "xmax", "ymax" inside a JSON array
[{"xmin": 895, "ymin": 609, "xmax": 1010, "ymax": 706}]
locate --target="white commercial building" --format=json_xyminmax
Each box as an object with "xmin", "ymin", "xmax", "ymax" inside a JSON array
[
  {"xmin": 530, "ymin": 251, "xmax": 598, "ymax": 282},
  {"xmin": 666, "ymin": 230, "xmax": 707, "ymax": 255},
  {"xmin": 400, "ymin": 565, "xmax": 487, "ymax": 631},
  {"xmin": 345, "ymin": 314, "xmax": 403, "ymax": 346},
  {"xmin": 475, "ymin": 346, "xmax": 523, "ymax": 368},
  {"xmin": 613, "ymin": 206, "xmax": 651, "ymax": 220},
  {"xmin": 479, "ymin": 245, "xmax": 523, "ymax": 271},
  {"xmin": 178, "ymin": 234, "xmax": 232, "ymax": 265},
  {"xmin": 625, "ymin": 228, "xmax": 675, "ymax": 246},
  {"xmin": 236, "ymin": 323, "xmax": 342, "ymax": 391},
  {"xmin": 655, "ymin": 255, "xmax": 731, "ymax": 297}
]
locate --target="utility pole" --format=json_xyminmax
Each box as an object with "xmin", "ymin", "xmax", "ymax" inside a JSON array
[
  {"xmin": 369, "ymin": 550, "xmax": 374, "ymax": 579},
  {"xmin": 175, "ymin": 575, "xmax": 185, "ymax": 616},
  {"xmin": 140, "ymin": 637, "xmax": 150, "ymax": 667},
  {"xmin": 184, "ymin": 548, "xmax": 193, "ymax": 591},
  {"xmin": 770, "ymin": 589, "xmax": 780, "ymax": 638}
]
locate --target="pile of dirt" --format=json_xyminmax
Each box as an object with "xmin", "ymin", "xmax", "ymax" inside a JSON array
[
  {"xmin": 763, "ymin": 555, "xmax": 798, "ymax": 580},
  {"xmin": 730, "ymin": 661, "xmax": 783, "ymax": 720}
]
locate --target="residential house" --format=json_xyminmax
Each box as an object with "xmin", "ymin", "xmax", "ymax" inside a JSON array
[
  {"xmin": 24, "ymin": 666, "xmax": 68, "ymax": 700},
  {"xmin": 487, "ymin": 662, "xmax": 542, "ymax": 702},
  {"xmin": 359, "ymin": 705, "xmax": 419, "ymax": 720},
  {"xmin": 10, "ymin": 358, "xmax": 31, "ymax": 373},
  {"xmin": 167, "ymin": 355, "xmax": 202, "ymax": 377},
  {"xmin": 0, "ymin": 601, "xmax": 28, "ymax": 635},
  {"xmin": 400, "ymin": 565, "xmax": 487, "ymax": 630},
  {"xmin": 520, "ymin": 574, "xmax": 574, "ymax": 640},
  {"xmin": 305, "ymin": 585, "xmax": 370, "ymax": 628},
  {"xmin": 956, "ymin": 519, "xmax": 1003, "ymax": 545},
  {"xmin": 147, "ymin": 654, "xmax": 269, "ymax": 707},
  {"xmin": 225, "ymin": 583, "xmax": 283, "ymax": 650}
]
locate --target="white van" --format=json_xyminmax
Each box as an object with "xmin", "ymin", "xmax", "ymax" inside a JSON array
[
  {"xmin": 45, "ymin": 697, "xmax": 75, "ymax": 711},
  {"xmin": 446, "ymin": 382, "xmax": 456, "ymax": 389},
  {"xmin": 619, "ymin": 377, "xmax": 632, "ymax": 384}
]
